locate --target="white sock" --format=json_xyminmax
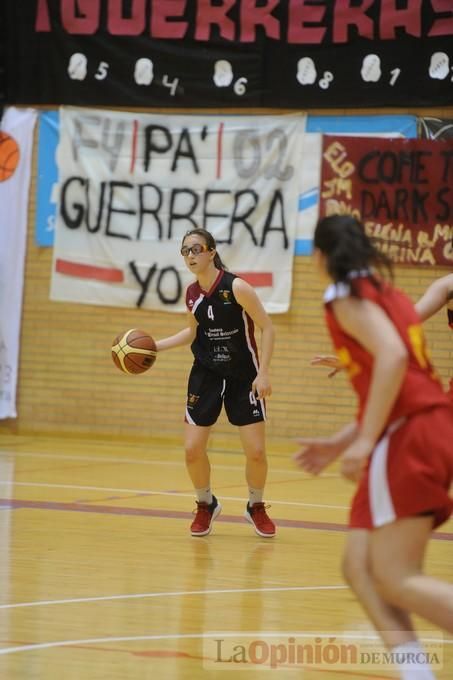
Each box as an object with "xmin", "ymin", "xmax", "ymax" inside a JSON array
[
  {"xmin": 195, "ymin": 488, "xmax": 213, "ymax": 504},
  {"xmin": 392, "ymin": 641, "xmax": 436, "ymax": 680},
  {"xmin": 248, "ymin": 487, "xmax": 263, "ymax": 506}
]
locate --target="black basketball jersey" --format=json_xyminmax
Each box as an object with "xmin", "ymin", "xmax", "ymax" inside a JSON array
[{"xmin": 186, "ymin": 270, "xmax": 259, "ymax": 379}]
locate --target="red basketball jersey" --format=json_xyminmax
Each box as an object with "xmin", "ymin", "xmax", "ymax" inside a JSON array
[
  {"xmin": 448, "ymin": 307, "xmax": 453, "ymax": 403},
  {"xmin": 324, "ymin": 275, "xmax": 450, "ymax": 425}
]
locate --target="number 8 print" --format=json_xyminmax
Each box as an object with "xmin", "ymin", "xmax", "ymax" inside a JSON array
[{"xmin": 319, "ymin": 71, "xmax": 334, "ymax": 89}]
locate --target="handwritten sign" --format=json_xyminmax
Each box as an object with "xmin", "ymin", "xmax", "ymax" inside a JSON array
[
  {"xmin": 320, "ymin": 136, "xmax": 453, "ymax": 266},
  {"xmin": 51, "ymin": 107, "xmax": 306, "ymax": 312}
]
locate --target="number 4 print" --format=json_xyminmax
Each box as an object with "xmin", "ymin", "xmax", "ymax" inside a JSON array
[
  {"xmin": 207, "ymin": 305, "xmax": 214, "ymax": 320},
  {"xmin": 162, "ymin": 74, "xmax": 179, "ymax": 96}
]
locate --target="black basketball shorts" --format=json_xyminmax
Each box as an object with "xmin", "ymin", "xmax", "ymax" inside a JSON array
[{"xmin": 185, "ymin": 363, "xmax": 266, "ymax": 427}]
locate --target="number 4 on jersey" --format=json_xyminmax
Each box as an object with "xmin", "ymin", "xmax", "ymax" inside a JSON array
[{"xmin": 207, "ymin": 305, "xmax": 214, "ymax": 320}]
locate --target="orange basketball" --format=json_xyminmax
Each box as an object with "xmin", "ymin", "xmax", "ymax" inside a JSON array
[
  {"xmin": 0, "ymin": 132, "xmax": 20, "ymax": 182},
  {"xmin": 111, "ymin": 329, "xmax": 157, "ymax": 374}
]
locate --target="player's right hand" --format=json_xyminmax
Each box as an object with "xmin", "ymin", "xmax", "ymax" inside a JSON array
[
  {"xmin": 310, "ymin": 354, "xmax": 343, "ymax": 378},
  {"xmin": 293, "ymin": 437, "xmax": 342, "ymax": 475}
]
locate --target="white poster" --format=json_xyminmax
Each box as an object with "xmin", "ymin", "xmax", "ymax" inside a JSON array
[
  {"xmin": 0, "ymin": 107, "xmax": 37, "ymax": 419},
  {"xmin": 51, "ymin": 108, "xmax": 306, "ymax": 313}
]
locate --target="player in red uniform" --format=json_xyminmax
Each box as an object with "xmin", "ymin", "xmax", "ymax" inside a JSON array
[
  {"xmin": 415, "ymin": 273, "xmax": 453, "ymax": 403},
  {"xmin": 156, "ymin": 228, "xmax": 276, "ymax": 538},
  {"xmin": 312, "ymin": 272, "xmax": 453, "ymax": 403},
  {"xmin": 294, "ymin": 215, "xmax": 453, "ymax": 679}
]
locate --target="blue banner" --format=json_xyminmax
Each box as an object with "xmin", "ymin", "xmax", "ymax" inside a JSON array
[{"xmin": 36, "ymin": 110, "xmax": 59, "ymax": 246}]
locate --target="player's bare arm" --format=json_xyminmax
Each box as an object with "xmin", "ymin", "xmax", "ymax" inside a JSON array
[
  {"xmin": 293, "ymin": 421, "xmax": 358, "ymax": 475},
  {"xmin": 333, "ymin": 297, "xmax": 408, "ymax": 482},
  {"xmin": 155, "ymin": 312, "xmax": 198, "ymax": 352},
  {"xmin": 233, "ymin": 277, "xmax": 274, "ymax": 399},
  {"xmin": 415, "ymin": 273, "xmax": 453, "ymax": 321}
]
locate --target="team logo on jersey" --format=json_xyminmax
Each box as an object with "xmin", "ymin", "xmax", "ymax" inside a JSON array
[
  {"xmin": 188, "ymin": 393, "xmax": 200, "ymax": 407},
  {"xmin": 219, "ymin": 289, "xmax": 232, "ymax": 303}
]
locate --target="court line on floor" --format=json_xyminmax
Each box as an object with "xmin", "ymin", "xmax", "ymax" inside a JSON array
[
  {"xmin": 0, "ymin": 441, "xmax": 318, "ymax": 460},
  {"xmin": 0, "ymin": 630, "xmax": 451, "ymax": 657},
  {"xmin": 0, "ymin": 497, "xmax": 350, "ymax": 531},
  {"xmin": 0, "ymin": 481, "xmax": 349, "ymax": 510},
  {"xmin": 0, "ymin": 450, "xmax": 339, "ymax": 477},
  {"xmin": 0, "ymin": 584, "xmax": 347, "ymax": 610},
  {"xmin": 0, "ymin": 497, "xmax": 451, "ymax": 541}
]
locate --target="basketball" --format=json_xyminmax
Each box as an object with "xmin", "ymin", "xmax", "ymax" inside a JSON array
[
  {"xmin": 0, "ymin": 132, "xmax": 20, "ymax": 182},
  {"xmin": 111, "ymin": 328, "xmax": 157, "ymax": 374}
]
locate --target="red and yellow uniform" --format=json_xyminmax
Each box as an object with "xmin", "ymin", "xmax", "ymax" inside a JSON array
[
  {"xmin": 324, "ymin": 275, "xmax": 453, "ymax": 530},
  {"xmin": 448, "ymin": 307, "xmax": 453, "ymax": 404}
]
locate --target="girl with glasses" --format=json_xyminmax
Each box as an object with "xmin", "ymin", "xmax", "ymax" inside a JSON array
[
  {"xmin": 294, "ymin": 214, "xmax": 453, "ymax": 680},
  {"xmin": 155, "ymin": 228, "xmax": 276, "ymax": 538}
]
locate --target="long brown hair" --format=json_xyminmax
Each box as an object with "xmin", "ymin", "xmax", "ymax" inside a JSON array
[{"xmin": 314, "ymin": 215, "xmax": 393, "ymax": 296}]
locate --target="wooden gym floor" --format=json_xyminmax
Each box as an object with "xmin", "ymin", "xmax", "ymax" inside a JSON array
[{"xmin": 0, "ymin": 434, "xmax": 451, "ymax": 679}]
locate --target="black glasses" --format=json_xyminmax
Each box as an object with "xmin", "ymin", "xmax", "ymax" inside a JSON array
[{"xmin": 180, "ymin": 244, "xmax": 210, "ymax": 257}]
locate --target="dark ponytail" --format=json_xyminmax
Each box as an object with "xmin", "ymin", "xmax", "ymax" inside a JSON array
[
  {"xmin": 314, "ymin": 215, "xmax": 392, "ymax": 295},
  {"xmin": 182, "ymin": 228, "xmax": 228, "ymax": 270}
]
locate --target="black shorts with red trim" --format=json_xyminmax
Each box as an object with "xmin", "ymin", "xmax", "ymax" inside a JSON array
[{"xmin": 185, "ymin": 362, "xmax": 266, "ymax": 427}]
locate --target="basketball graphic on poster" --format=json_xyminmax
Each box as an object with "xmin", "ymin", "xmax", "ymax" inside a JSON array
[{"xmin": 0, "ymin": 132, "xmax": 20, "ymax": 182}]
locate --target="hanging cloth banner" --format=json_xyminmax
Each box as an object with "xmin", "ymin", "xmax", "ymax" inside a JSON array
[
  {"xmin": 319, "ymin": 135, "xmax": 453, "ymax": 267},
  {"xmin": 296, "ymin": 114, "xmax": 417, "ymax": 255},
  {"xmin": 0, "ymin": 107, "xmax": 37, "ymax": 419},
  {"xmin": 4, "ymin": 2, "xmax": 453, "ymax": 108},
  {"xmin": 51, "ymin": 107, "xmax": 306, "ymax": 313},
  {"xmin": 36, "ymin": 111, "xmax": 417, "ymax": 253}
]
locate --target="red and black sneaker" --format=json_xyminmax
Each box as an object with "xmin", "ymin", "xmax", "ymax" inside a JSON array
[
  {"xmin": 245, "ymin": 502, "xmax": 276, "ymax": 537},
  {"xmin": 191, "ymin": 495, "xmax": 221, "ymax": 537}
]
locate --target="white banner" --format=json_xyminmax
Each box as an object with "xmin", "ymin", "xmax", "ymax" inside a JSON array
[
  {"xmin": 0, "ymin": 107, "xmax": 37, "ymax": 419},
  {"xmin": 51, "ymin": 108, "xmax": 306, "ymax": 313}
]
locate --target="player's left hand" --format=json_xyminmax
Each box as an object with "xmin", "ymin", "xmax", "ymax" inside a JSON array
[
  {"xmin": 252, "ymin": 371, "xmax": 272, "ymax": 400},
  {"xmin": 340, "ymin": 437, "xmax": 373, "ymax": 482}
]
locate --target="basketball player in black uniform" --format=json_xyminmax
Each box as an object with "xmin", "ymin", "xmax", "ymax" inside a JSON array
[{"xmin": 155, "ymin": 229, "xmax": 276, "ymax": 538}]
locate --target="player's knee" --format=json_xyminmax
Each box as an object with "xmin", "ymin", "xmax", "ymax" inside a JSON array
[
  {"xmin": 371, "ymin": 560, "xmax": 408, "ymax": 603},
  {"xmin": 342, "ymin": 548, "xmax": 368, "ymax": 588},
  {"xmin": 184, "ymin": 444, "xmax": 205, "ymax": 465},
  {"xmin": 246, "ymin": 446, "xmax": 266, "ymax": 464}
]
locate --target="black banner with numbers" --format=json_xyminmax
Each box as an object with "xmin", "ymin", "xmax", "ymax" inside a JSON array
[{"xmin": 4, "ymin": 1, "xmax": 453, "ymax": 108}]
